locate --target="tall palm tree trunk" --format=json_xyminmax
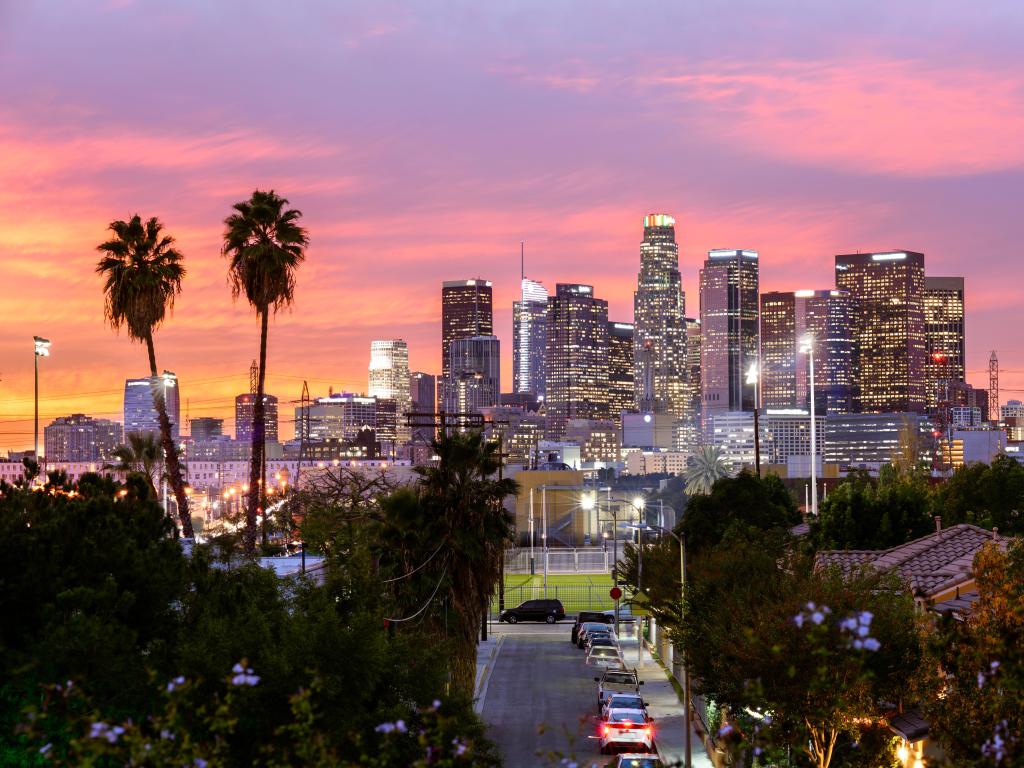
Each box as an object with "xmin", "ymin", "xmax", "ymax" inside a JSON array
[
  {"xmin": 245, "ymin": 309, "xmax": 269, "ymax": 553},
  {"xmin": 145, "ymin": 333, "xmax": 193, "ymax": 538}
]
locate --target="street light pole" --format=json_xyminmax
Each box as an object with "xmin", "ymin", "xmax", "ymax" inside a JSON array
[
  {"xmin": 529, "ymin": 487, "xmax": 536, "ymax": 576},
  {"xmin": 641, "ymin": 522, "xmax": 692, "ymax": 768},
  {"xmin": 801, "ymin": 335, "xmax": 818, "ymax": 517},
  {"xmin": 542, "ymin": 485, "xmax": 548, "ymax": 597},
  {"xmin": 33, "ymin": 336, "xmax": 51, "ymax": 465},
  {"xmin": 746, "ymin": 363, "xmax": 761, "ymax": 477}
]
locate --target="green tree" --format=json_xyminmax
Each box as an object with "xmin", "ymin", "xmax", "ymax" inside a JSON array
[
  {"xmin": 108, "ymin": 431, "xmax": 163, "ymax": 499},
  {"xmin": 223, "ymin": 190, "xmax": 309, "ymax": 553},
  {"xmin": 96, "ymin": 214, "xmax": 193, "ymax": 538},
  {"xmin": 684, "ymin": 444, "xmax": 730, "ymax": 495},
  {"xmin": 933, "ymin": 454, "xmax": 1024, "ymax": 534},
  {"xmin": 923, "ymin": 540, "xmax": 1024, "ymax": 766},
  {"xmin": 813, "ymin": 468, "xmax": 933, "ymax": 550},
  {"xmin": 377, "ymin": 431, "xmax": 517, "ymax": 697},
  {"xmin": 680, "ymin": 471, "xmax": 800, "ymax": 555},
  {"xmin": 680, "ymin": 537, "xmax": 920, "ymax": 768}
]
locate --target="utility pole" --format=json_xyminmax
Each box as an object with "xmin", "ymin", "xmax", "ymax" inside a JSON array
[{"xmin": 989, "ymin": 351, "xmax": 999, "ymax": 422}]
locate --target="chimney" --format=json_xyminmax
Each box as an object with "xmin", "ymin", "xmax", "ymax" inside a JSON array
[{"xmin": 934, "ymin": 515, "xmax": 942, "ymax": 532}]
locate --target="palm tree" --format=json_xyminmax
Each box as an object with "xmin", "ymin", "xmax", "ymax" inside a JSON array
[
  {"xmin": 222, "ymin": 190, "xmax": 308, "ymax": 552},
  {"xmin": 96, "ymin": 215, "xmax": 193, "ymax": 537},
  {"xmin": 108, "ymin": 432, "xmax": 162, "ymax": 500},
  {"xmin": 685, "ymin": 444, "xmax": 730, "ymax": 495},
  {"xmin": 412, "ymin": 431, "xmax": 517, "ymax": 696}
]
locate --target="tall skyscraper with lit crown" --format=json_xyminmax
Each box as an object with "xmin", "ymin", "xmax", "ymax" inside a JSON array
[{"xmin": 633, "ymin": 214, "xmax": 688, "ymax": 416}]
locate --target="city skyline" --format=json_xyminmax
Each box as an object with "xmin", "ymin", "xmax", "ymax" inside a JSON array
[{"xmin": 3, "ymin": 3, "xmax": 1024, "ymax": 451}]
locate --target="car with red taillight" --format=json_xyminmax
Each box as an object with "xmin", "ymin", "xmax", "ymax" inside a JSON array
[{"xmin": 599, "ymin": 707, "xmax": 655, "ymax": 755}]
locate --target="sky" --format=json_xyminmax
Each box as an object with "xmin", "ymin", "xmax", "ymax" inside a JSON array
[{"xmin": 1, "ymin": 0, "xmax": 1023, "ymax": 449}]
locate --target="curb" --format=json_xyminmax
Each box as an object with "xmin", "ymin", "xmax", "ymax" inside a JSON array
[{"xmin": 473, "ymin": 634, "xmax": 505, "ymax": 714}]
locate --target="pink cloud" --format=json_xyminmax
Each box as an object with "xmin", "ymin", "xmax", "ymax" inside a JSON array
[{"xmin": 649, "ymin": 59, "xmax": 1024, "ymax": 175}]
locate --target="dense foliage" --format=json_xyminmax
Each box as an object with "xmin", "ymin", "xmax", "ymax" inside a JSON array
[
  {"xmin": 923, "ymin": 541, "xmax": 1024, "ymax": 766},
  {"xmin": 679, "ymin": 470, "xmax": 800, "ymax": 555},
  {"xmin": 0, "ymin": 468, "xmax": 500, "ymax": 766}
]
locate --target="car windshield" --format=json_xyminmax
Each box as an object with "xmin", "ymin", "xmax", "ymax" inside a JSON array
[
  {"xmin": 608, "ymin": 696, "xmax": 643, "ymax": 710},
  {"xmin": 608, "ymin": 709, "xmax": 644, "ymax": 723},
  {"xmin": 619, "ymin": 758, "xmax": 662, "ymax": 767},
  {"xmin": 604, "ymin": 672, "xmax": 637, "ymax": 685},
  {"xmin": 591, "ymin": 647, "xmax": 618, "ymax": 657},
  {"xmin": 581, "ymin": 623, "xmax": 606, "ymax": 631}
]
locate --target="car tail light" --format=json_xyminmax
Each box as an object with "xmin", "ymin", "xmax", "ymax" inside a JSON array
[
  {"xmin": 644, "ymin": 725, "xmax": 653, "ymax": 738},
  {"xmin": 602, "ymin": 724, "xmax": 610, "ymax": 737}
]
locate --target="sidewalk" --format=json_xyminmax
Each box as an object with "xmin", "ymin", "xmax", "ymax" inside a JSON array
[
  {"xmin": 617, "ymin": 629, "xmax": 714, "ymax": 768},
  {"xmin": 473, "ymin": 633, "xmax": 504, "ymax": 714}
]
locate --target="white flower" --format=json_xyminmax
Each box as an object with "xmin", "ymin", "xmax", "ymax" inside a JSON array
[
  {"xmin": 793, "ymin": 614, "xmax": 805, "ymax": 628},
  {"xmin": 810, "ymin": 611, "xmax": 825, "ymax": 625},
  {"xmin": 376, "ymin": 722, "xmax": 396, "ymax": 734},
  {"xmin": 858, "ymin": 611, "xmax": 873, "ymax": 626},
  {"xmin": 38, "ymin": 743, "xmax": 52, "ymax": 755},
  {"xmin": 862, "ymin": 638, "xmax": 881, "ymax": 652},
  {"xmin": 857, "ymin": 625, "xmax": 870, "ymax": 638},
  {"xmin": 395, "ymin": 720, "xmax": 407, "ymax": 733}
]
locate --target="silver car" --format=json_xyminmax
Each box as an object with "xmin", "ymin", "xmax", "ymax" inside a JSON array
[{"xmin": 586, "ymin": 644, "xmax": 625, "ymax": 669}]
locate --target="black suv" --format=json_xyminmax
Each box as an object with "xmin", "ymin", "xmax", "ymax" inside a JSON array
[
  {"xmin": 499, "ymin": 599, "xmax": 566, "ymax": 624},
  {"xmin": 571, "ymin": 610, "xmax": 613, "ymax": 644}
]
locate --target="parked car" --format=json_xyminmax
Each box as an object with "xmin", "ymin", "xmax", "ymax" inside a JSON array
[
  {"xmin": 602, "ymin": 693, "xmax": 647, "ymax": 719},
  {"xmin": 599, "ymin": 707, "xmax": 654, "ymax": 755},
  {"xmin": 595, "ymin": 669, "xmax": 643, "ymax": 713},
  {"xmin": 602, "ymin": 606, "xmax": 636, "ymax": 623},
  {"xmin": 586, "ymin": 645, "xmax": 625, "ymax": 669},
  {"xmin": 612, "ymin": 754, "xmax": 663, "ymax": 767},
  {"xmin": 587, "ymin": 636, "xmax": 620, "ymax": 656},
  {"xmin": 498, "ymin": 599, "xmax": 565, "ymax": 624},
  {"xmin": 577, "ymin": 622, "xmax": 614, "ymax": 648},
  {"xmin": 572, "ymin": 610, "xmax": 613, "ymax": 644}
]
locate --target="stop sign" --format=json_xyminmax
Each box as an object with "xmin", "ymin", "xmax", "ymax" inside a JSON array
[{"xmin": 610, "ymin": 586, "xmax": 622, "ymax": 600}]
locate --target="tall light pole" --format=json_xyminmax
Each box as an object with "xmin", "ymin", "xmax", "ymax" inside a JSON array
[
  {"xmin": 638, "ymin": 521, "xmax": 692, "ymax": 768},
  {"xmin": 33, "ymin": 336, "xmax": 51, "ymax": 463},
  {"xmin": 800, "ymin": 335, "xmax": 818, "ymax": 517},
  {"xmin": 631, "ymin": 495, "xmax": 646, "ymax": 664},
  {"xmin": 745, "ymin": 362, "xmax": 761, "ymax": 477}
]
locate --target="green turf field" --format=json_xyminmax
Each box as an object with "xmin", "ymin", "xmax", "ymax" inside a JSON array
[{"xmin": 496, "ymin": 573, "xmax": 620, "ymax": 614}]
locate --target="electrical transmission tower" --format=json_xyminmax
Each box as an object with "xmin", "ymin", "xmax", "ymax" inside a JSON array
[
  {"xmin": 989, "ymin": 351, "xmax": 999, "ymax": 422},
  {"xmin": 249, "ymin": 359, "xmax": 258, "ymax": 396}
]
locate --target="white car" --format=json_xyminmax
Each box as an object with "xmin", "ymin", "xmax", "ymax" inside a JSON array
[
  {"xmin": 586, "ymin": 644, "xmax": 625, "ymax": 669},
  {"xmin": 614, "ymin": 754, "xmax": 663, "ymax": 767},
  {"xmin": 599, "ymin": 707, "xmax": 655, "ymax": 755},
  {"xmin": 602, "ymin": 692, "xmax": 647, "ymax": 719}
]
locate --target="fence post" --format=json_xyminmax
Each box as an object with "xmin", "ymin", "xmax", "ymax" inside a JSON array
[{"xmin": 574, "ymin": 548, "xmax": 579, "ymax": 573}]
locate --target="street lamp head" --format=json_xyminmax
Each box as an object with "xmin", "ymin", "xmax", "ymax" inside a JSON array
[
  {"xmin": 745, "ymin": 362, "xmax": 759, "ymax": 385},
  {"xmin": 33, "ymin": 336, "xmax": 51, "ymax": 357},
  {"xmin": 632, "ymin": 496, "xmax": 646, "ymax": 511},
  {"xmin": 580, "ymin": 492, "xmax": 596, "ymax": 511},
  {"xmin": 799, "ymin": 335, "xmax": 815, "ymax": 353}
]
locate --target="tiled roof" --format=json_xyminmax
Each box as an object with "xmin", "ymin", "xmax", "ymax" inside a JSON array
[
  {"xmin": 930, "ymin": 590, "xmax": 980, "ymax": 619},
  {"xmin": 816, "ymin": 524, "xmax": 1004, "ymax": 598}
]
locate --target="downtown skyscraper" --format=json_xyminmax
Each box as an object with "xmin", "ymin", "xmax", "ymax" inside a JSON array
[
  {"xmin": 441, "ymin": 279, "xmax": 493, "ymax": 408},
  {"xmin": 513, "ymin": 277, "xmax": 548, "ymax": 398},
  {"xmin": 545, "ymin": 283, "xmax": 609, "ymax": 438},
  {"xmin": 835, "ymin": 251, "xmax": 927, "ymax": 413},
  {"xmin": 124, "ymin": 373, "xmax": 180, "ymax": 440},
  {"xmin": 923, "ymin": 276, "xmax": 966, "ymax": 410},
  {"xmin": 368, "ymin": 339, "xmax": 412, "ymax": 443},
  {"xmin": 759, "ymin": 289, "xmax": 855, "ymax": 414},
  {"xmin": 633, "ymin": 214, "xmax": 688, "ymax": 416},
  {"xmin": 699, "ymin": 249, "xmax": 759, "ymax": 430}
]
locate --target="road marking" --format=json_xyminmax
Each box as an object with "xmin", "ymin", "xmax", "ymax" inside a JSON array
[{"xmin": 474, "ymin": 634, "xmax": 505, "ymax": 715}]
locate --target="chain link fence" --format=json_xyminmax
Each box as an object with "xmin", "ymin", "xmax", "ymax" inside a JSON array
[
  {"xmin": 490, "ymin": 582, "xmax": 635, "ymax": 618},
  {"xmin": 503, "ymin": 546, "xmax": 622, "ymax": 574}
]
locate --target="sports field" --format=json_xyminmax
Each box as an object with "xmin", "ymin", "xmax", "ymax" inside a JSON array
[{"xmin": 495, "ymin": 572, "xmax": 619, "ymax": 614}]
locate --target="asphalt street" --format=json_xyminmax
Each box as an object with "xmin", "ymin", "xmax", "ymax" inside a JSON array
[{"xmin": 480, "ymin": 623, "xmax": 608, "ymax": 766}]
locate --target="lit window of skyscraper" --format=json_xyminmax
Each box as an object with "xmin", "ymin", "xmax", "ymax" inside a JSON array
[
  {"xmin": 699, "ymin": 249, "xmax": 759, "ymax": 431},
  {"xmin": 835, "ymin": 251, "xmax": 927, "ymax": 413},
  {"xmin": 447, "ymin": 335, "xmax": 501, "ymax": 414},
  {"xmin": 235, "ymin": 393, "xmax": 279, "ymax": 443},
  {"xmin": 513, "ymin": 278, "xmax": 548, "ymax": 398}
]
